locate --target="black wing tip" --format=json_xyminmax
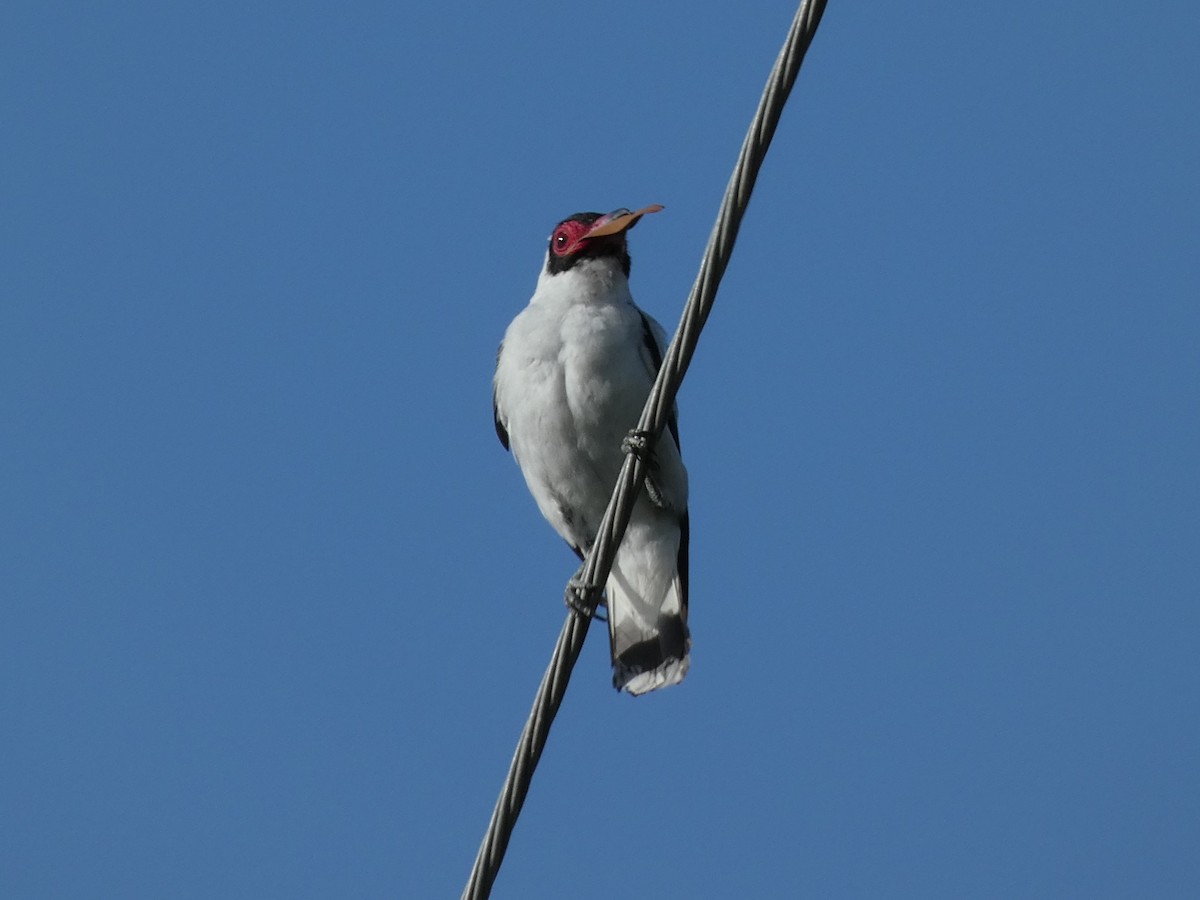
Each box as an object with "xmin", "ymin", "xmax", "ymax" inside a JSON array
[
  {"xmin": 493, "ymin": 394, "xmax": 510, "ymax": 451},
  {"xmin": 493, "ymin": 342, "xmax": 510, "ymax": 451}
]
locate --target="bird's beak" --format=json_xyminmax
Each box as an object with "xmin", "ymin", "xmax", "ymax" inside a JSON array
[{"xmin": 585, "ymin": 204, "xmax": 664, "ymax": 238}]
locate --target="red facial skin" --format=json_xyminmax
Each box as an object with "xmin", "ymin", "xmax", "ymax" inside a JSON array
[{"xmin": 550, "ymin": 219, "xmax": 595, "ymax": 258}]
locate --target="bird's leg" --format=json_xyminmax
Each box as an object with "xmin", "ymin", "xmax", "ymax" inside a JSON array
[
  {"xmin": 622, "ymin": 428, "xmax": 670, "ymax": 510},
  {"xmin": 643, "ymin": 475, "xmax": 667, "ymax": 509},
  {"xmin": 564, "ymin": 567, "xmax": 606, "ymax": 621}
]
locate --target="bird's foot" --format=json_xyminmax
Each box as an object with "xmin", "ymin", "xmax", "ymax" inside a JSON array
[
  {"xmin": 621, "ymin": 429, "xmax": 652, "ymax": 459},
  {"xmin": 564, "ymin": 569, "xmax": 606, "ymax": 622},
  {"xmin": 622, "ymin": 429, "xmax": 669, "ymax": 510}
]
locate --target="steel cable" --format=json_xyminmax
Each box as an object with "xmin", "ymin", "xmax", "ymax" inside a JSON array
[{"xmin": 462, "ymin": 2, "xmax": 828, "ymax": 896}]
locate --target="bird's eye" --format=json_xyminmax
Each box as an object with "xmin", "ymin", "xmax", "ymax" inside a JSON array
[{"xmin": 549, "ymin": 225, "xmax": 583, "ymax": 256}]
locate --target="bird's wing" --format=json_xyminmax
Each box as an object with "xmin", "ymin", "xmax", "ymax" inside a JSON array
[
  {"xmin": 636, "ymin": 310, "xmax": 688, "ymax": 512},
  {"xmin": 493, "ymin": 342, "xmax": 510, "ymax": 451},
  {"xmin": 637, "ymin": 311, "xmax": 680, "ymax": 450}
]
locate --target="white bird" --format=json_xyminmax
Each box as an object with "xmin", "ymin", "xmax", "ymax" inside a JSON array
[{"xmin": 493, "ymin": 205, "xmax": 690, "ymax": 695}]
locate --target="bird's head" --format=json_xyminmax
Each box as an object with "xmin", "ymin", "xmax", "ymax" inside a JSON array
[{"xmin": 544, "ymin": 205, "xmax": 663, "ymax": 278}]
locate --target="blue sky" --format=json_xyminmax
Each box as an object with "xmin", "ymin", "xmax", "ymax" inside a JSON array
[{"xmin": 3, "ymin": 2, "xmax": 1198, "ymax": 897}]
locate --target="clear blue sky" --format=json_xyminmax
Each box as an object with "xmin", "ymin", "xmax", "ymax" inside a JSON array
[{"xmin": 3, "ymin": 2, "xmax": 1198, "ymax": 897}]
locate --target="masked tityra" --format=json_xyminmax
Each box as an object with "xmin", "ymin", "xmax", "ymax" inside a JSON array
[{"xmin": 492, "ymin": 205, "xmax": 690, "ymax": 695}]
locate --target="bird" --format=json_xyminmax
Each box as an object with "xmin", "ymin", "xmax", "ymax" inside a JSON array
[{"xmin": 492, "ymin": 205, "xmax": 690, "ymax": 696}]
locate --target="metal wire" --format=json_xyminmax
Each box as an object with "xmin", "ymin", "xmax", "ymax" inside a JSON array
[{"xmin": 462, "ymin": 2, "xmax": 829, "ymax": 897}]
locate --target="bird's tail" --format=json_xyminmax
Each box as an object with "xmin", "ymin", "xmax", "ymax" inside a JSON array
[{"xmin": 606, "ymin": 519, "xmax": 690, "ymax": 695}]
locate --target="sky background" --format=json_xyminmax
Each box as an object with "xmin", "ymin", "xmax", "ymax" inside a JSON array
[{"xmin": 3, "ymin": 2, "xmax": 1198, "ymax": 898}]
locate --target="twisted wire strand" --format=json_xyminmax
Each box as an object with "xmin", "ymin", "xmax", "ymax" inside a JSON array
[{"xmin": 463, "ymin": 3, "xmax": 828, "ymax": 897}]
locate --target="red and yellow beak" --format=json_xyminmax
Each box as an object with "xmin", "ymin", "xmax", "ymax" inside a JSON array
[{"xmin": 584, "ymin": 204, "xmax": 665, "ymax": 239}]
